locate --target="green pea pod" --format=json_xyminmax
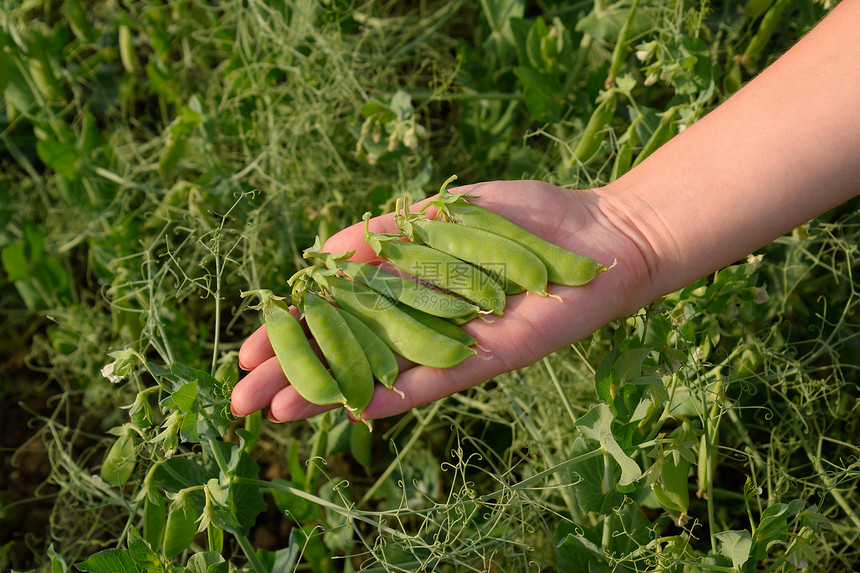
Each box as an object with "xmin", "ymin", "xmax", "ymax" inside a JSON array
[
  {"xmin": 440, "ymin": 202, "xmax": 605, "ymax": 287},
  {"xmin": 338, "ymin": 260, "xmax": 479, "ymax": 319},
  {"xmin": 630, "ymin": 106, "xmax": 678, "ymax": 169},
  {"xmin": 365, "ymin": 223, "xmax": 506, "ymax": 316},
  {"xmin": 65, "ymin": 0, "xmax": 96, "ymax": 43},
  {"xmin": 336, "ymin": 307, "xmax": 400, "ymax": 392},
  {"xmin": 401, "ymin": 217, "xmax": 551, "ymax": 298},
  {"xmin": 610, "ymin": 120, "xmax": 640, "ymax": 182},
  {"xmin": 119, "ymin": 25, "xmax": 140, "ymax": 74},
  {"xmin": 742, "ymin": 0, "xmax": 776, "ymax": 19},
  {"xmin": 303, "ymin": 291, "xmax": 374, "ymax": 416},
  {"xmin": 652, "ymin": 453, "xmax": 691, "ymax": 515},
  {"xmin": 449, "ymin": 311, "xmax": 480, "ymax": 326},
  {"xmin": 606, "ymin": 0, "xmax": 639, "ymax": 88},
  {"xmin": 741, "ymin": 0, "xmax": 788, "ymax": 68},
  {"xmin": 696, "ymin": 428, "xmax": 719, "ymax": 500},
  {"xmin": 142, "ymin": 494, "xmax": 167, "ymax": 550},
  {"xmin": 24, "ymin": 30, "xmax": 64, "ymax": 101},
  {"xmin": 397, "ymin": 303, "xmax": 477, "ymax": 347},
  {"xmin": 498, "ymin": 275, "xmax": 526, "ymax": 295},
  {"xmin": 162, "ymin": 491, "xmax": 200, "ymax": 558},
  {"xmin": 573, "ymin": 92, "xmax": 617, "ymax": 163},
  {"xmin": 158, "ymin": 133, "xmax": 187, "ymax": 174},
  {"xmin": 100, "ymin": 431, "xmax": 136, "ymax": 486},
  {"xmin": 324, "ymin": 276, "xmax": 476, "ymax": 368},
  {"xmin": 244, "ymin": 290, "xmax": 345, "ymax": 407}
]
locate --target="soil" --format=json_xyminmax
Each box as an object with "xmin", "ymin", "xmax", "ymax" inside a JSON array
[{"xmin": 0, "ymin": 372, "xmax": 63, "ymax": 571}]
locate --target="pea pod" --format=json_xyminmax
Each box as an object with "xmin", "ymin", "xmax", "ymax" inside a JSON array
[
  {"xmin": 606, "ymin": 0, "xmax": 640, "ymax": 88},
  {"xmin": 741, "ymin": 0, "xmax": 775, "ymax": 18},
  {"xmin": 64, "ymin": 0, "xmax": 96, "ymax": 43},
  {"xmin": 611, "ymin": 138, "xmax": 635, "ymax": 182},
  {"xmin": 397, "ymin": 303, "xmax": 477, "ymax": 347},
  {"xmin": 322, "ymin": 275, "xmax": 476, "ymax": 368},
  {"xmin": 119, "ymin": 24, "xmax": 140, "ymax": 74},
  {"xmin": 242, "ymin": 290, "xmax": 345, "ymax": 407},
  {"xmin": 611, "ymin": 119, "xmax": 641, "ymax": 182},
  {"xmin": 365, "ymin": 215, "xmax": 506, "ymax": 316},
  {"xmin": 630, "ymin": 106, "xmax": 678, "ymax": 169},
  {"xmin": 162, "ymin": 490, "xmax": 201, "ymax": 558},
  {"xmin": 338, "ymin": 260, "xmax": 479, "ymax": 319},
  {"xmin": 740, "ymin": 0, "xmax": 788, "ymax": 69},
  {"xmin": 336, "ymin": 307, "xmax": 400, "ymax": 393},
  {"xmin": 399, "ymin": 216, "xmax": 552, "ymax": 299},
  {"xmin": 142, "ymin": 493, "xmax": 167, "ymax": 550},
  {"xmin": 100, "ymin": 429, "xmax": 136, "ymax": 486},
  {"xmin": 652, "ymin": 451, "xmax": 691, "ymax": 515},
  {"xmin": 303, "ymin": 291, "xmax": 374, "ymax": 416},
  {"xmin": 573, "ymin": 92, "xmax": 617, "ymax": 163},
  {"xmin": 427, "ymin": 185, "xmax": 605, "ymax": 287}
]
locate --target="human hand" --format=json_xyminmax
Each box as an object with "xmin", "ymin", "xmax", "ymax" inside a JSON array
[{"xmin": 230, "ymin": 179, "xmax": 654, "ymax": 422}]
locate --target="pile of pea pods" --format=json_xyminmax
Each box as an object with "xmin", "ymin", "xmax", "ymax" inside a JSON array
[{"xmin": 243, "ymin": 177, "xmax": 607, "ymax": 421}]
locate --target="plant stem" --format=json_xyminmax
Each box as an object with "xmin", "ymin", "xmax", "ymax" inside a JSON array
[
  {"xmin": 207, "ymin": 437, "xmax": 267, "ymax": 573},
  {"xmin": 358, "ymin": 401, "xmax": 442, "ymax": 507}
]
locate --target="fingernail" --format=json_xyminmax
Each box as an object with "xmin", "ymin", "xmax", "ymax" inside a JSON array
[
  {"xmin": 230, "ymin": 403, "xmax": 241, "ymax": 416},
  {"xmin": 268, "ymin": 410, "xmax": 283, "ymax": 424},
  {"xmin": 238, "ymin": 359, "xmax": 249, "ymax": 371}
]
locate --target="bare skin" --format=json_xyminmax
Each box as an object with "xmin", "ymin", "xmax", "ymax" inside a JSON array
[{"xmin": 231, "ymin": 0, "xmax": 860, "ymax": 423}]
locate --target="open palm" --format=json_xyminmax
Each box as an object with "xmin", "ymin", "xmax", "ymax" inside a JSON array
[{"xmin": 231, "ymin": 180, "xmax": 652, "ymax": 422}]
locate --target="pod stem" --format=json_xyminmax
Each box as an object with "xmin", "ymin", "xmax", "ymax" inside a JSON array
[
  {"xmin": 302, "ymin": 235, "xmax": 354, "ymax": 265},
  {"xmin": 239, "ymin": 289, "xmax": 280, "ymax": 310},
  {"xmin": 420, "ymin": 174, "xmax": 478, "ymax": 221}
]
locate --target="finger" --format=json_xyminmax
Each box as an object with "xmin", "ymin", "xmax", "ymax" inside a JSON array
[
  {"xmin": 231, "ymin": 356, "xmax": 289, "ymax": 416},
  {"xmin": 268, "ymin": 384, "xmax": 336, "ymax": 422},
  {"xmin": 239, "ymin": 305, "xmax": 309, "ymax": 371},
  {"xmin": 238, "ymin": 324, "xmax": 274, "ymax": 371},
  {"xmin": 359, "ymin": 353, "xmax": 499, "ymax": 420},
  {"xmin": 322, "ymin": 194, "xmax": 446, "ymax": 260}
]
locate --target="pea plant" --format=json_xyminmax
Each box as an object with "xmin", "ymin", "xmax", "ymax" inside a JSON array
[{"xmin": 3, "ymin": 0, "xmax": 857, "ymax": 572}]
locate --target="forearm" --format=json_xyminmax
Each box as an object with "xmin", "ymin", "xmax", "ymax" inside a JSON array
[{"xmin": 602, "ymin": 0, "xmax": 860, "ymax": 310}]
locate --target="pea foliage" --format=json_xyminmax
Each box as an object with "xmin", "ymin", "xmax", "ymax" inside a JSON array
[{"xmin": 1, "ymin": 0, "xmax": 857, "ymax": 572}]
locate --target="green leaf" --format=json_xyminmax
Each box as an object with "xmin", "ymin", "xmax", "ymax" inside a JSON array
[
  {"xmin": 48, "ymin": 544, "xmax": 70, "ymax": 573},
  {"xmin": 1, "ymin": 241, "xmax": 29, "ymax": 281},
  {"xmin": 165, "ymin": 381, "xmax": 197, "ymax": 413},
  {"xmin": 576, "ymin": 404, "xmax": 642, "ymax": 487},
  {"xmin": 614, "ymin": 346, "xmax": 652, "ymax": 383},
  {"xmin": 185, "ymin": 552, "xmax": 227, "ymax": 573},
  {"xmin": 525, "ymin": 16, "xmax": 549, "ymax": 71},
  {"xmin": 716, "ymin": 530, "xmax": 753, "ymax": 570},
  {"xmin": 126, "ymin": 527, "xmax": 161, "ymax": 570},
  {"xmin": 594, "ymin": 347, "xmax": 619, "ymax": 405},
  {"xmin": 36, "ymin": 140, "xmax": 80, "ymax": 181},
  {"xmin": 0, "ymin": 51, "xmax": 12, "ymax": 96},
  {"xmin": 350, "ymin": 421, "xmax": 373, "ymax": 470},
  {"xmin": 568, "ymin": 436, "xmax": 621, "ymax": 514},
  {"xmin": 257, "ymin": 532, "xmax": 301, "ymax": 573},
  {"xmin": 287, "ymin": 439, "xmax": 307, "ymax": 484},
  {"xmin": 388, "ymin": 90, "xmax": 413, "ymax": 120},
  {"xmin": 75, "ymin": 548, "xmax": 144, "ymax": 573},
  {"xmin": 270, "ymin": 479, "xmax": 321, "ymax": 523},
  {"xmin": 325, "ymin": 416, "xmax": 353, "ymax": 457},
  {"xmin": 513, "ymin": 66, "xmax": 560, "ymax": 123},
  {"xmin": 481, "ymin": 0, "xmax": 525, "ymax": 53},
  {"xmin": 553, "ymin": 521, "xmax": 610, "ymax": 572},
  {"xmin": 152, "ymin": 458, "xmax": 214, "ymax": 494},
  {"xmin": 169, "ymin": 363, "xmax": 231, "ymax": 439},
  {"xmin": 205, "ymin": 439, "xmax": 267, "ymax": 535}
]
